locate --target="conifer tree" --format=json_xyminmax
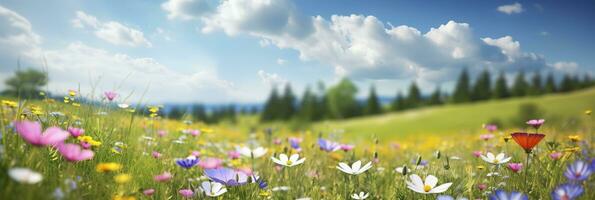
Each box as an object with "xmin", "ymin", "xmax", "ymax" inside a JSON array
[
  {"xmin": 452, "ymin": 68, "xmax": 471, "ymax": 103},
  {"xmin": 364, "ymin": 85, "xmax": 382, "ymax": 115},
  {"xmin": 511, "ymin": 71, "xmax": 529, "ymax": 97},
  {"xmin": 493, "ymin": 71, "xmax": 510, "ymax": 99},
  {"xmin": 471, "ymin": 69, "xmax": 491, "ymax": 101}
]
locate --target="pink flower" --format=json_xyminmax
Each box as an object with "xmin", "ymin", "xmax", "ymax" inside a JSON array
[
  {"xmin": 237, "ymin": 166, "xmax": 253, "ymax": 176},
  {"xmin": 143, "ymin": 189, "xmax": 155, "ymax": 196},
  {"xmin": 526, "ymin": 119, "xmax": 545, "ymax": 129},
  {"xmin": 198, "ymin": 157, "xmax": 222, "ymax": 169},
  {"xmin": 157, "ymin": 130, "xmax": 167, "ymax": 137},
  {"xmin": 484, "ymin": 124, "xmax": 498, "ymax": 132},
  {"xmin": 80, "ymin": 141, "xmax": 91, "ymax": 149},
  {"xmin": 154, "ymin": 172, "xmax": 172, "ymax": 182},
  {"xmin": 340, "ymin": 144, "xmax": 355, "ymax": 152},
  {"xmin": 190, "ymin": 129, "xmax": 200, "ymax": 136},
  {"xmin": 191, "ymin": 151, "xmax": 201, "ymax": 157},
  {"xmin": 104, "ymin": 91, "xmax": 117, "ymax": 101},
  {"xmin": 15, "ymin": 120, "xmax": 69, "ymax": 146},
  {"xmin": 477, "ymin": 183, "xmax": 487, "ymax": 191},
  {"xmin": 507, "ymin": 163, "xmax": 523, "ymax": 173},
  {"xmin": 67, "ymin": 127, "xmax": 84, "ymax": 138},
  {"xmin": 57, "ymin": 143, "xmax": 94, "ymax": 162},
  {"xmin": 179, "ymin": 189, "xmax": 194, "ymax": 198},
  {"xmin": 152, "ymin": 151, "xmax": 162, "ymax": 159},
  {"xmin": 472, "ymin": 151, "xmax": 482, "ymax": 158},
  {"xmin": 228, "ymin": 151, "xmax": 240, "ymax": 159},
  {"xmin": 549, "ymin": 152, "xmax": 563, "ymax": 160},
  {"xmin": 273, "ymin": 138, "xmax": 282, "ymax": 145},
  {"xmin": 480, "ymin": 134, "xmax": 494, "ymax": 141}
]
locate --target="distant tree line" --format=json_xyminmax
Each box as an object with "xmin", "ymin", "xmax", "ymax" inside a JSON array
[
  {"xmin": 260, "ymin": 69, "xmax": 594, "ymax": 122},
  {"xmin": 165, "ymin": 104, "xmax": 249, "ymax": 124}
]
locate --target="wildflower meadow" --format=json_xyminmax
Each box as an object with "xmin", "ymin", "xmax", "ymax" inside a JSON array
[{"xmin": 0, "ymin": 88, "xmax": 593, "ymax": 199}]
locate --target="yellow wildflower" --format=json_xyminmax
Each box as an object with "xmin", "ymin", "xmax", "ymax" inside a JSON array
[
  {"xmin": 68, "ymin": 89, "xmax": 77, "ymax": 97},
  {"xmin": 96, "ymin": 163, "xmax": 122, "ymax": 173},
  {"xmin": 79, "ymin": 136, "xmax": 102, "ymax": 147},
  {"xmin": 113, "ymin": 195, "xmax": 135, "ymax": 200},
  {"xmin": 1, "ymin": 100, "xmax": 17, "ymax": 108},
  {"xmin": 503, "ymin": 136, "xmax": 512, "ymax": 143},
  {"xmin": 586, "ymin": 110, "xmax": 592, "ymax": 115},
  {"xmin": 568, "ymin": 135, "xmax": 580, "ymax": 142},
  {"xmin": 477, "ymin": 165, "xmax": 485, "ymax": 170},
  {"xmin": 114, "ymin": 174, "xmax": 131, "ymax": 184}
]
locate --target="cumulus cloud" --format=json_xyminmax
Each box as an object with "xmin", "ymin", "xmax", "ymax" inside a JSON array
[
  {"xmin": 257, "ymin": 70, "xmax": 286, "ymax": 87},
  {"xmin": 550, "ymin": 61, "xmax": 579, "ymax": 73},
  {"xmin": 276, "ymin": 58, "xmax": 286, "ymax": 65},
  {"xmin": 72, "ymin": 11, "xmax": 152, "ymax": 47},
  {"xmin": 497, "ymin": 3, "xmax": 524, "ymax": 15},
  {"xmin": 0, "ymin": 5, "xmax": 42, "ymax": 68},
  {"xmin": 163, "ymin": 0, "xmax": 584, "ymax": 92},
  {"xmin": 0, "ymin": 6, "xmax": 247, "ymax": 103},
  {"xmin": 162, "ymin": 0, "xmax": 214, "ymax": 20}
]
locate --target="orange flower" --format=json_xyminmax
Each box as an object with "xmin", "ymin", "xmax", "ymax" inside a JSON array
[{"xmin": 511, "ymin": 132, "xmax": 545, "ymax": 153}]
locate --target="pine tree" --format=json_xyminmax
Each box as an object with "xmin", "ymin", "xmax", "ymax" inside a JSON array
[
  {"xmin": 298, "ymin": 86, "xmax": 317, "ymax": 121},
  {"xmin": 406, "ymin": 81, "xmax": 422, "ymax": 109},
  {"xmin": 560, "ymin": 74, "xmax": 575, "ymax": 92},
  {"xmin": 581, "ymin": 74, "xmax": 592, "ymax": 88},
  {"xmin": 364, "ymin": 85, "xmax": 382, "ymax": 115},
  {"xmin": 314, "ymin": 81, "xmax": 327, "ymax": 121},
  {"xmin": 280, "ymin": 84, "xmax": 296, "ymax": 120},
  {"xmin": 511, "ymin": 71, "xmax": 528, "ymax": 97},
  {"xmin": 428, "ymin": 87, "xmax": 443, "ymax": 105},
  {"xmin": 471, "ymin": 69, "xmax": 491, "ymax": 101},
  {"xmin": 261, "ymin": 87, "xmax": 280, "ymax": 122},
  {"xmin": 452, "ymin": 68, "xmax": 471, "ymax": 103},
  {"xmin": 528, "ymin": 72, "xmax": 543, "ymax": 96},
  {"xmin": 168, "ymin": 106, "xmax": 184, "ymax": 119},
  {"xmin": 493, "ymin": 71, "xmax": 510, "ymax": 99},
  {"xmin": 544, "ymin": 72, "xmax": 557, "ymax": 93},
  {"xmin": 391, "ymin": 91, "xmax": 406, "ymax": 111},
  {"xmin": 191, "ymin": 104, "xmax": 208, "ymax": 122}
]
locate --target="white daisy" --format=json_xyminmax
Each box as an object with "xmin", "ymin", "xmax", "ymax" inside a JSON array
[
  {"xmin": 8, "ymin": 168, "xmax": 43, "ymax": 184},
  {"xmin": 237, "ymin": 146, "xmax": 268, "ymax": 158},
  {"xmin": 480, "ymin": 152, "xmax": 511, "ymax": 165},
  {"xmin": 271, "ymin": 154, "xmax": 305, "ymax": 167},
  {"xmin": 351, "ymin": 192, "xmax": 370, "ymax": 199},
  {"xmin": 406, "ymin": 174, "xmax": 452, "ymax": 194},
  {"xmin": 336, "ymin": 160, "xmax": 373, "ymax": 175},
  {"xmin": 199, "ymin": 181, "xmax": 227, "ymax": 197},
  {"xmin": 117, "ymin": 103, "xmax": 129, "ymax": 109}
]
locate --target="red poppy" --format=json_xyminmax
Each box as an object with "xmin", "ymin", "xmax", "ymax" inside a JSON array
[{"xmin": 511, "ymin": 132, "xmax": 545, "ymax": 153}]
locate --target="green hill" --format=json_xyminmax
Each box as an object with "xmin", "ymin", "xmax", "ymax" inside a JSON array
[{"xmin": 313, "ymin": 87, "xmax": 595, "ymax": 140}]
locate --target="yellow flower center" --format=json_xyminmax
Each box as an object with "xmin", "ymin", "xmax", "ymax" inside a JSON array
[
  {"xmin": 424, "ymin": 185, "xmax": 431, "ymax": 192},
  {"xmin": 287, "ymin": 160, "xmax": 293, "ymax": 165},
  {"xmin": 494, "ymin": 159, "xmax": 499, "ymax": 164}
]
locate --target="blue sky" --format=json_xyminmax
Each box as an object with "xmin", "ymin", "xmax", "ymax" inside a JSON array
[{"xmin": 1, "ymin": 0, "xmax": 593, "ymax": 103}]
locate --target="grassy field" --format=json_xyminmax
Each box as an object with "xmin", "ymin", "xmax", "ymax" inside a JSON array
[
  {"xmin": 314, "ymin": 87, "xmax": 595, "ymax": 141},
  {"xmin": 0, "ymin": 89, "xmax": 593, "ymax": 200}
]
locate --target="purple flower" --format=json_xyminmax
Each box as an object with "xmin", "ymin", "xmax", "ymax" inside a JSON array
[
  {"xmin": 318, "ymin": 138, "xmax": 340, "ymax": 152},
  {"xmin": 175, "ymin": 156, "xmax": 199, "ymax": 169},
  {"xmin": 526, "ymin": 119, "xmax": 545, "ymax": 129},
  {"xmin": 489, "ymin": 190, "xmax": 528, "ymax": 200},
  {"xmin": 484, "ymin": 124, "xmax": 498, "ymax": 132},
  {"xmin": 564, "ymin": 160, "xmax": 592, "ymax": 181},
  {"xmin": 15, "ymin": 120, "xmax": 69, "ymax": 147},
  {"xmin": 551, "ymin": 184, "xmax": 583, "ymax": 200},
  {"xmin": 178, "ymin": 189, "xmax": 194, "ymax": 198},
  {"xmin": 204, "ymin": 168, "xmax": 250, "ymax": 186},
  {"xmin": 104, "ymin": 91, "xmax": 118, "ymax": 101},
  {"xmin": 289, "ymin": 138, "xmax": 301, "ymax": 151}
]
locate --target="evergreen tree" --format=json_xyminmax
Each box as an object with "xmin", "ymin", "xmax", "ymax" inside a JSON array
[
  {"xmin": 313, "ymin": 81, "xmax": 327, "ymax": 121},
  {"xmin": 364, "ymin": 85, "xmax": 382, "ymax": 115},
  {"xmin": 406, "ymin": 81, "xmax": 422, "ymax": 109},
  {"xmin": 581, "ymin": 74, "xmax": 592, "ymax": 88},
  {"xmin": 191, "ymin": 104, "xmax": 208, "ymax": 122},
  {"xmin": 298, "ymin": 86, "xmax": 317, "ymax": 121},
  {"xmin": 279, "ymin": 84, "xmax": 296, "ymax": 120},
  {"xmin": 428, "ymin": 87, "xmax": 443, "ymax": 105},
  {"xmin": 528, "ymin": 72, "xmax": 543, "ymax": 96},
  {"xmin": 493, "ymin": 71, "xmax": 510, "ymax": 99},
  {"xmin": 471, "ymin": 69, "xmax": 492, "ymax": 101},
  {"xmin": 391, "ymin": 91, "xmax": 406, "ymax": 111},
  {"xmin": 168, "ymin": 106, "xmax": 184, "ymax": 119},
  {"xmin": 544, "ymin": 72, "xmax": 557, "ymax": 93},
  {"xmin": 560, "ymin": 74, "xmax": 575, "ymax": 92},
  {"xmin": 261, "ymin": 87, "xmax": 280, "ymax": 122},
  {"xmin": 511, "ymin": 71, "xmax": 529, "ymax": 97},
  {"xmin": 452, "ymin": 68, "xmax": 471, "ymax": 103}
]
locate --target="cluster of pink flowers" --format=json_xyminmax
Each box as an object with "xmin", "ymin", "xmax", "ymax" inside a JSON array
[{"xmin": 15, "ymin": 120, "xmax": 94, "ymax": 162}]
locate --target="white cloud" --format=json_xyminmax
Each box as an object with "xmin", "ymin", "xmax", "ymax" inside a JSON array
[
  {"xmin": 162, "ymin": 0, "xmax": 214, "ymax": 20},
  {"xmin": 257, "ymin": 70, "xmax": 286, "ymax": 87},
  {"xmin": 497, "ymin": 3, "xmax": 524, "ymax": 15},
  {"xmin": 72, "ymin": 11, "xmax": 152, "ymax": 47},
  {"xmin": 550, "ymin": 61, "xmax": 579, "ymax": 73},
  {"xmin": 276, "ymin": 58, "xmax": 287, "ymax": 65},
  {"xmin": 0, "ymin": 6, "xmax": 250, "ymax": 103}
]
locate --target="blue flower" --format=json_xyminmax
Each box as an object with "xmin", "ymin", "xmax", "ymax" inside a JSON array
[
  {"xmin": 258, "ymin": 179, "xmax": 268, "ymax": 189},
  {"xmin": 564, "ymin": 160, "xmax": 592, "ymax": 181},
  {"xmin": 489, "ymin": 190, "xmax": 528, "ymax": 200},
  {"xmin": 551, "ymin": 184, "xmax": 583, "ymax": 200},
  {"xmin": 318, "ymin": 138, "xmax": 340, "ymax": 152},
  {"xmin": 176, "ymin": 156, "xmax": 200, "ymax": 169},
  {"xmin": 204, "ymin": 167, "xmax": 249, "ymax": 186},
  {"xmin": 437, "ymin": 195, "xmax": 468, "ymax": 200}
]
